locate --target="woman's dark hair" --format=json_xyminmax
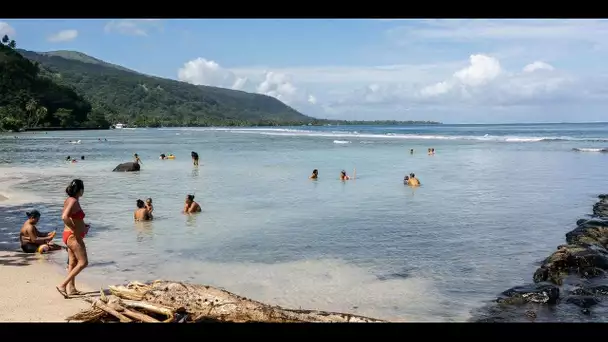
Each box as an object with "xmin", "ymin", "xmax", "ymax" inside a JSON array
[
  {"xmin": 313, "ymin": 169, "xmax": 318, "ymax": 174},
  {"xmin": 410, "ymin": 173, "xmax": 415, "ymax": 177},
  {"xmin": 136, "ymin": 199, "xmax": 145, "ymax": 208},
  {"xmin": 66, "ymin": 179, "xmax": 84, "ymax": 197},
  {"xmin": 187, "ymin": 194, "xmax": 195, "ymax": 201},
  {"xmin": 81, "ymin": 156, "xmax": 85, "ymax": 160}
]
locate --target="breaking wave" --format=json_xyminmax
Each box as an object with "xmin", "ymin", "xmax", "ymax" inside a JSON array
[{"xmin": 159, "ymin": 127, "xmax": 608, "ymax": 143}]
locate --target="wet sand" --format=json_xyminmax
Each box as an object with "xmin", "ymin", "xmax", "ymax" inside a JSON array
[{"xmin": 0, "ymin": 251, "xmax": 94, "ymax": 322}]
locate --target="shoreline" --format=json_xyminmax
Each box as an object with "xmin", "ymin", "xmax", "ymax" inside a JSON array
[
  {"xmin": 0, "ymin": 250, "xmax": 97, "ymax": 322},
  {"xmin": 471, "ymin": 194, "xmax": 608, "ymax": 322}
]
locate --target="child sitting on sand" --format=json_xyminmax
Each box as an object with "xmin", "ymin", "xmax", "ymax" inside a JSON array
[{"xmin": 19, "ymin": 210, "xmax": 61, "ymax": 254}]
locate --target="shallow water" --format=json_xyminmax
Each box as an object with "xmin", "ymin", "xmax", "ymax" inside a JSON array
[{"xmin": 1, "ymin": 123, "xmax": 607, "ymax": 321}]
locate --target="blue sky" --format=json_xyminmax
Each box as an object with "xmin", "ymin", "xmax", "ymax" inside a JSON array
[{"xmin": 2, "ymin": 19, "xmax": 608, "ymax": 123}]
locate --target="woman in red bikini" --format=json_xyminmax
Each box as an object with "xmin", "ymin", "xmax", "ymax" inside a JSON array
[{"xmin": 56, "ymin": 179, "xmax": 90, "ymax": 298}]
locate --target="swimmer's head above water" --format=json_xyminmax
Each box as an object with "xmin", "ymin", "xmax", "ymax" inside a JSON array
[
  {"xmin": 66, "ymin": 179, "xmax": 84, "ymax": 198},
  {"xmin": 136, "ymin": 199, "xmax": 145, "ymax": 208},
  {"xmin": 186, "ymin": 194, "xmax": 195, "ymax": 204}
]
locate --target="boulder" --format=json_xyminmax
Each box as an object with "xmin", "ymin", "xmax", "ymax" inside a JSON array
[
  {"xmin": 113, "ymin": 162, "xmax": 140, "ymax": 172},
  {"xmin": 533, "ymin": 245, "xmax": 608, "ymax": 285},
  {"xmin": 593, "ymin": 196, "xmax": 608, "ymax": 218},
  {"xmin": 497, "ymin": 283, "xmax": 560, "ymax": 305},
  {"xmin": 565, "ymin": 219, "xmax": 608, "ymax": 248}
]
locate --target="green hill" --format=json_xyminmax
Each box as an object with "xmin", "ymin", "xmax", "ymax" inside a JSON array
[
  {"xmin": 0, "ymin": 36, "xmax": 106, "ymax": 131},
  {"xmin": 16, "ymin": 49, "xmax": 315, "ymax": 127}
]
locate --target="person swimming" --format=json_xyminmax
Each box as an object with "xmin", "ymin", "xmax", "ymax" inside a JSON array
[
  {"xmin": 80, "ymin": 156, "xmax": 85, "ymax": 160},
  {"xmin": 145, "ymin": 198, "xmax": 154, "ymax": 217},
  {"xmin": 159, "ymin": 154, "xmax": 166, "ymax": 160},
  {"xmin": 57, "ymin": 179, "xmax": 90, "ymax": 298},
  {"xmin": 310, "ymin": 169, "xmax": 318, "ymax": 179},
  {"xmin": 19, "ymin": 210, "xmax": 59, "ymax": 254},
  {"xmin": 407, "ymin": 173, "xmax": 421, "ymax": 186},
  {"xmin": 134, "ymin": 153, "xmax": 143, "ymax": 164},
  {"xmin": 183, "ymin": 194, "xmax": 201, "ymax": 214},
  {"xmin": 340, "ymin": 170, "xmax": 350, "ymax": 181},
  {"xmin": 191, "ymin": 151, "xmax": 199, "ymax": 166},
  {"xmin": 66, "ymin": 156, "xmax": 71, "ymax": 161},
  {"xmin": 410, "ymin": 149, "xmax": 414, "ymax": 154},
  {"xmin": 134, "ymin": 199, "xmax": 153, "ymax": 221},
  {"xmin": 403, "ymin": 175, "xmax": 410, "ymax": 185}
]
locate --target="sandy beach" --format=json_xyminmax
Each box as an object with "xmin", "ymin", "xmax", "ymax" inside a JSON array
[{"xmin": 0, "ymin": 251, "xmax": 92, "ymax": 322}]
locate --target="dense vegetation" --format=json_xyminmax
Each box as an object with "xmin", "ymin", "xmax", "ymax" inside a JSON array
[
  {"xmin": 0, "ymin": 37, "xmax": 109, "ymax": 131},
  {"xmin": 1, "ymin": 41, "xmax": 441, "ymax": 131},
  {"xmin": 18, "ymin": 49, "xmax": 315, "ymax": 128}
]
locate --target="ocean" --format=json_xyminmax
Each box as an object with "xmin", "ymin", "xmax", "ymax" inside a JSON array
[{"xmin": 1, "ymin": 123, "xmax": 607, "ymax": 321}]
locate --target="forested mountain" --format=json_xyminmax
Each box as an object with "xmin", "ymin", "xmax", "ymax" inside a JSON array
[
  {"xmin": 17, "ymin": 48, "xmax": 315, "ymax": 127},
  {"xmin": 0, "ymin": 36, "xmax": 107, "ymax": 131},
  {"xmin": 1, "ymin": 38, "xmax": 440, "ymax": 131}
]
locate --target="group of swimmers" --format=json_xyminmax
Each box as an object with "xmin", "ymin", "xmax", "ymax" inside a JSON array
[
  {"xmin": 133, "ymin": 194, "xmax": 201, "ymax": 222},
  {"xmin": 408, "ymin": 148, "xmax": 436, "ymax": 155},
  {"xmin": 308, "ymin": 169, "xmax": 355, "ymax": 181}
]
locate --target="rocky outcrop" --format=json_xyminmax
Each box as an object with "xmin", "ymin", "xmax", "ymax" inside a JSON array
[
  {"xmin": 472, "ymin": 195, "xmax": 608, "ymax": 322},
  {"xmin": 112, "ymin": 162, "xmax": 140, "ymax": 172}
]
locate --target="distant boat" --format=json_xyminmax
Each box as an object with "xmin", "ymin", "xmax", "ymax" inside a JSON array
[{"xmin": 113, "ymin": 123, "xmax": 125, "ymax": 129}]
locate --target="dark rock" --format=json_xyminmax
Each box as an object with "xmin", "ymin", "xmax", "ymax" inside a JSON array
[
  {"xmin": 570, "ymin": 285, "xmax": 608, "ymax": 296},
  {"xmin": 564, "ymin": 296, "xmax": 601, "ymax": 308},
  {"xmin": 533, "ymin": 245, "xmax": 608, "ymax": 285},
  {"xmin": 497, "ymin": 283, "xmax": 560, "ymax": 305},
  {"xmin": 565, "ymin": 220, "xmax": 608, "ymax": 248},
  {"xmin": 112, "ymin": 162, "xmax": 140, "ymax": 172},
  {"xmin": 593, "ymin": 197, "xmax": 608, "ymax": 218}
]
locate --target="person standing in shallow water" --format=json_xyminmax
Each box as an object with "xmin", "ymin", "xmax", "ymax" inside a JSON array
[
  {"xmin": 134, "ymin": 199, "xmax": 153, "ymax": 221},
  {"xmin": 191, "ymin": 151, "xmax": 199, "ymax": 166},
  {"xmin": 57, "ymin": 179, "xmax": 90, "ymax": 298},
  {"xmin": 134, "ymin": 153, "xmax": 143, "ymax": 165}
]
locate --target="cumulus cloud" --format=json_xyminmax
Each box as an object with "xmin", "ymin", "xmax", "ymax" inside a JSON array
[
  {"xmin": 177, "ymin": 51, "xmax": 608, "ymax": 121},
  {"xmin": 177, "ymin": 58, "xmax": 318, "ymax": 111},
  {"xmin": 104, "ymin": 19, "xmax": 162, "ymax": 37},
  {"xmin": 47, "ymin": 29, "xmax": 78, "ymax": 43},
  {"xmin": 0, "ymin": 21, "xmax": 15, "ymax": 37},
  {"xmin": 523, "ymin": 61, "xmax": 555, "ymax": 73}
]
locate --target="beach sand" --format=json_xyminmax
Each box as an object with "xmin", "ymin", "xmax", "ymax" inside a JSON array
[{"xmin": 0, "ymin": 251, "xmax": 93, "ymax": 322}]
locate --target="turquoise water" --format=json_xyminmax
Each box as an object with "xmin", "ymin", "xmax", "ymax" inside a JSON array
[{"xmin": 1, "ymin": 123, "xmax": 608, "ymax": 321}]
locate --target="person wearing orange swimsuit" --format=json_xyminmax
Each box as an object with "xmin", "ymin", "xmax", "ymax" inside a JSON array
[{"xmin": 56, "ymin": 179, "xmax": 89, "ymax": 298}]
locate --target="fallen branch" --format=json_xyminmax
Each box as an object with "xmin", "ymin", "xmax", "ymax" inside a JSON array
[{"xmin": 91, "ymin": 299, "xmax": 132, "ymax": 323}]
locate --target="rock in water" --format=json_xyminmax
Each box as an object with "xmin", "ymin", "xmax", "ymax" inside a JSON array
[
  {"xmin": 497, "ymin": 284, "xmax": 560, "ymax": 305},
  {"xmin": 113, "ymin": 162, "xmax": 140, "ymax": 172}
]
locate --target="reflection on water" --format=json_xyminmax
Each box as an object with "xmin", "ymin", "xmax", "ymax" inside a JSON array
[
  {"xmin": 185, "ymin": 213, "xmax": 199, "ymax": 228},
  {"xmin": 134, "ymin": 221, "xmax": 154, "ymax": 242}
]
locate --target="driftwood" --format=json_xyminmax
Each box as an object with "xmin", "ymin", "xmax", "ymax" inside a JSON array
[{"xmin": 68, "ymin": 280, "xmax": 386, "ymax": 323}]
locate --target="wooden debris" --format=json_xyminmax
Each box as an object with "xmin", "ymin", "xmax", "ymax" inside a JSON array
[{"xmin": 68, "ymin": 280, "xmax": 387, "ymax": 323}]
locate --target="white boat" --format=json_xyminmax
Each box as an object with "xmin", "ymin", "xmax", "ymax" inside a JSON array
[{"xmin": 114, "ymin": 123, "xmax": 125, "ymax": 129}]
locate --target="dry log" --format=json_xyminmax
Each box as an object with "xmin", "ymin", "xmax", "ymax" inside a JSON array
[
  {"xmin": 119, "ymin": 299, "xmax": 178, "ymax": 322},
  {"xmin": 91, "ymin": 299, "xmax": 132, "ymax": 322},
  {"xmin": 109, "ymin": 280, "xmax": 386, "ymax": 323},
  {"xmin": 120, "ymin": 307, "xmax": 161, "ymax": 323}
]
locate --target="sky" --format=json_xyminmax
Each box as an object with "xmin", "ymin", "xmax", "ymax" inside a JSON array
[{"xmin": 1, "ymin": 19, "xmax": 608, "ymax": 124}]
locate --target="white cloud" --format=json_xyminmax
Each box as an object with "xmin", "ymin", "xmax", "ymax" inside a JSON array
[
  {"xmin": 0, "ymin": 21, "xmax": 15, "ymax": 37},
  {"xmin": 177, "ymin": 52, "xmax": 608, "ymax": 121},
  {"xmin": 177, "ymin": 58, "xmax": 317, "ymax": 109},
  {"xmin": 47, "ymin": 29, "xmax": 78, "ymax": 43},
  {"xmin": 174, "ymin": 20, "xmax": 608, "ymax": 122},
  {"xmin": 523, "ymin": 61, "xmax": 555, "ymax": 73},
  {"xmin": 104, "ymin": 19, "xmax": 162, "ymax": 37}
]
